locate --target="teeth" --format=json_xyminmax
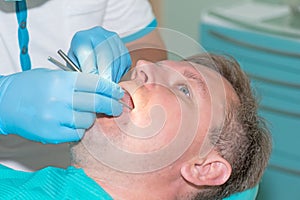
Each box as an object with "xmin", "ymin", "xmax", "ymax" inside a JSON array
[
  {"xmin": 122, "ymin": 89, "xmax": 134, "ymax": 110},
  {"xmin": 119, "ymin": 100, "xmax": 133, "ymax": 110}
]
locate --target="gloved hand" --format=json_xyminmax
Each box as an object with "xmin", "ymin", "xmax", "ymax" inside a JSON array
[
  {"xmin": 68, "ymin": 26, "xmax": 132, "ymax": 83},
  {"xmin": 0, "ymin": 68, "xmax": 124, "ymax": 144}
]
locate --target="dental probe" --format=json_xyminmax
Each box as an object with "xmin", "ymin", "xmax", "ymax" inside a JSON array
[
  {"xmin": 47, "ymin": 56, "xmax": 73, "ymax": 71},
  {"xmin": 48, "ymin": 53, "xmax": 133, "ymax": 110},
  {"xmin": 118, "ymin": 100, "xmax": 133, "ymax": 110},
  {"xmin": 57, "ymin": 49, "xmax": 82, "ymax": 72}
]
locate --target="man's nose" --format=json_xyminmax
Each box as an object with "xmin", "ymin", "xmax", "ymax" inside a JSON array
[{"xmin": 133, "ymin": 60, "xmax": 156, "ymax": 83}]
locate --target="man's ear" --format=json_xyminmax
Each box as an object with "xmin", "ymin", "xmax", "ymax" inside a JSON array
[{"xmin": 180, "ymin": 151, "xmax": 232, "ymax": 186}]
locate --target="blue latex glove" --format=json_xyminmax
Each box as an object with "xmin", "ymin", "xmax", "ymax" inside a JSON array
[
  {"xmin": 68, "ymin": 26, "xmax": 132, "ymax": 83},
  {"xmin": 0, "ymin": 69, "xmax": 124, "ymax": 144}
]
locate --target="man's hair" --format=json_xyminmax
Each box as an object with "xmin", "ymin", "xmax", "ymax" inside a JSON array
[{"xmin": 185, "ymin": 53, "xmax": 272, "ymax": 200}]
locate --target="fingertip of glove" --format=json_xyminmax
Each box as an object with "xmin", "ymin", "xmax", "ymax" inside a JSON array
[
  {"xmin": 112, "ymin": 85, "xmax": 125, "ymax": 99},
  {"xmin": 75, "ymin": 129, "xmax": 85, "ymax": 140},
  {"xmin": 118, "ymin": 86, "xmax": 125, "ymax": 96},
  {"xmin": 111, "ymin": 103, "xmax": 123, "ymax": 116},
  {"xmin": 47, "ymin": 129, "xmax": 85, "ymax": 144},
  {"xmin": 63, "ymin": 128, "xmax": 85, "ymax": 142}
]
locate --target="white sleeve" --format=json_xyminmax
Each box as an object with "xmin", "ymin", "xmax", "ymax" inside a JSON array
[{"xmin": 102, "ymin": 0, "xmax": 156, "ymax": 39}]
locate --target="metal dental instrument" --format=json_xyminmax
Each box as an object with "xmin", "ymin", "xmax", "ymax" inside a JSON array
[
  {"xmin": 47, "ymin": 56, "xmax": 73, "ymax": 71},
  {"xmin": 57, "ymin": 49, "xmax": 82, "ymax": 72},
  {"xmin": 48, "ymin": 50, "xmax": 133, "ymax": 110},
  {"xmin": 118, "ymin": 100, "xmax": 133, "ymax": 110}
]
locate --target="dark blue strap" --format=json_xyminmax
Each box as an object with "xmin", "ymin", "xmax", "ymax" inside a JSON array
[{"xmin": 16, "ymin": 0, "xmax": 31, "ymax": 71}]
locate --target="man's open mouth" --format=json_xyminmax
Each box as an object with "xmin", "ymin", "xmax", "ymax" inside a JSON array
[{"xmin": 122, "ymin": 89, "xmax": 135, "ymax": 110}]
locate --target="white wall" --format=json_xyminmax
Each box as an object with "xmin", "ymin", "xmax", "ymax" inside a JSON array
[{"xmin": 160, "ymin": 0, "xmax": 250, "ymax": 42}]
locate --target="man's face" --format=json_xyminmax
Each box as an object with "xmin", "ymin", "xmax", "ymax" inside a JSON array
[{"xmin": 83, "ymin": 59, "xmax": 227, "ymax": 173}]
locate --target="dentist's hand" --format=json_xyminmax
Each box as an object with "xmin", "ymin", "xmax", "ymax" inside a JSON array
[
  {"xmin": 68, "ymin": 26, "xmax": 132, "ymax": 83},
  {"xmin": 0, "ymin": 69, "xmax": 124, "ymax": 144}
]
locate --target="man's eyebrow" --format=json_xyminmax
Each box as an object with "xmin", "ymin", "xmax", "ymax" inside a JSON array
[{"xmin": 182, "ymin": 69, "xmax": 207, "ymax": 95}]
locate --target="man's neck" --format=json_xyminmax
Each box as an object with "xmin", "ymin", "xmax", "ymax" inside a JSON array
[{"xmin": 82, "ymin": 166, "xmax": 179, "ymax": 200}]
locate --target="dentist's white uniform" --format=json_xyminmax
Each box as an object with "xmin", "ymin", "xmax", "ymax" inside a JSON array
[{"xmin": 0, "ymin": 0, "xmax": 156, "ymax": 171}]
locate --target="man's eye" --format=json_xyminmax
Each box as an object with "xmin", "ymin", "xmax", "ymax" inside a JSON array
[{"xmin": 178, "ymin": 85, "xmax": 190, "ymax": 97}]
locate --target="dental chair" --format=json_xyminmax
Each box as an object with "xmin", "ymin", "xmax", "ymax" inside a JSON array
[{"xmin": 224, "ymin": 185, "xmax": 259, "ymax": 200}]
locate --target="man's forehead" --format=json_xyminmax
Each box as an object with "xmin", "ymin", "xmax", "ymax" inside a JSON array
[{"xmin": 158, "ymin": 60, "xmax": 219, "ymax": 78}]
